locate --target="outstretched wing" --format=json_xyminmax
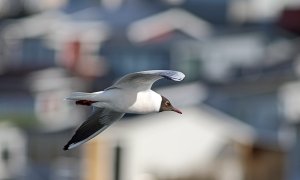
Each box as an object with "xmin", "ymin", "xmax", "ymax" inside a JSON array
[
  {"xmin": 63, "ymin": 108, "xmax": 125, "ymax": 150},
  {"xmin": 111, "ymin": 70, "xmax": 185, "ymax": 91}
]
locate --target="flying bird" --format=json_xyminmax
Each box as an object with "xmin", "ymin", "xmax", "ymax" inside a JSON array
[{"xmin": 63, "ymin": 70, "xmax": 185, "ymax": 150}]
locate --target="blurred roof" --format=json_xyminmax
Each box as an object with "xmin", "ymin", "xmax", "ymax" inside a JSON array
[
  {"xmin": 2, "ymin": 11, "xmax": 109, "ymax": 44},
  {"xmin": 127, "ymin": 8, "xmax": 212, "ymax": 43}
]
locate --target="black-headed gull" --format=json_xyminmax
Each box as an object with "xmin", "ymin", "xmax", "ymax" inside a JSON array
[{"xmin": 63, "ymin": 70, "xmax": 185, "ymax": 150}]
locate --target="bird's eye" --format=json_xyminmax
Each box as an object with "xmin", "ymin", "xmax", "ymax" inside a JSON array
[{"xmin": 165, "ymin": 101, "xmax": 170, "ymax": 106}]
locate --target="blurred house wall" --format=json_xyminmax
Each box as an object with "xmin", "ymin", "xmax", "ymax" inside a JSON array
[{"xmin": 238, "ymin": 143, "xmax": 285, "ymax": 180}]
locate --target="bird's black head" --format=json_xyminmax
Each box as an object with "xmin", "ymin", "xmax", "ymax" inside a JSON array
[{"xmin": 159, "ymin": 95, "xmax": 182, "ymax": 114}]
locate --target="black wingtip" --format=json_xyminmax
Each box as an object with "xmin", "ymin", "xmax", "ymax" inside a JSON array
[{"xmin": 63, "ymin": 144, "xmax": 69, "ymax": 151}]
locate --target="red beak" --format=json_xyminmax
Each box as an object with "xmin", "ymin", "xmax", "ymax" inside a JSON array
[{"xmin": 172, "ymin": 107, "xmax": 182, "ymax": 114}]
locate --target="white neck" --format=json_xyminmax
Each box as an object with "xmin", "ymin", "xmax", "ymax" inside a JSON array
[{"xmin": 151, "ymin": 91, "xmax": 162, "ymax": 112}]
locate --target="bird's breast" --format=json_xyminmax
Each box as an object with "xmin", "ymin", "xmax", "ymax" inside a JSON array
[{"xmin": 125, "ymin": 90, "xmax": 161, "ymax": 114}]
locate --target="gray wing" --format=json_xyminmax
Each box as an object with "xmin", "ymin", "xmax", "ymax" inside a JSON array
[
  {"xmin": 111, "ymin": 70, "xmax": 185, "ymax": 91},
  {"xmin": 63, "ymin": 108, "xmax": 125, "ymax": 150}
]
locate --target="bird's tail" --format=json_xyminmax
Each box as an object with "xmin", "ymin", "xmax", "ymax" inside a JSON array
[
  {"xmin": 65, "ymin": 92, "xmax": 96, "ymax": 101},
  {"xmin": 65, "ymin": 92, "xmax": 103, "ymax": 106}
]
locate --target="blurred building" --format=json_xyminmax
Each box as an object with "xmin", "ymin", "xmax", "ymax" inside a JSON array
[{"xmin": 84, "ymin": 105, "xmax": 286, "ymax": 180}]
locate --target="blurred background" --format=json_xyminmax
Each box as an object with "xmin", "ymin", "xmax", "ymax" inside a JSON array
[{"xmin": 0, "ymin": 0, "xmax": 300, "ymax": 179}]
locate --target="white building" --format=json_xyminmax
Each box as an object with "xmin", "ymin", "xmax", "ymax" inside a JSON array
[{"xmin": 82, "ymin": 104, "xmax": 256, "ymax": 180}]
